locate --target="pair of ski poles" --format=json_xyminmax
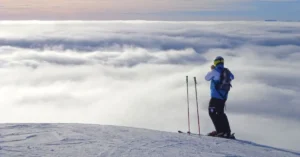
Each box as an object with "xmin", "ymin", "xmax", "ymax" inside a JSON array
[{"xmin": 186, "ymin": 76, "xmax": 200, "ymax": 135}]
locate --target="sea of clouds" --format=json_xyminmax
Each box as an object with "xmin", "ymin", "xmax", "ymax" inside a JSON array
[{"xmin": 0, "ymin": 21, "xmax": 299, "ymax": 151}]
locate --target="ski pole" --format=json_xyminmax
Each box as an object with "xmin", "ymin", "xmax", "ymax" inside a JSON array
[
  {"xmin": 186, "ymin": 76, "xmax": 191, "ymax": 134},
  {"xmin": 194, "ymin": 77, "xmax": 200, "ymax": 135}
]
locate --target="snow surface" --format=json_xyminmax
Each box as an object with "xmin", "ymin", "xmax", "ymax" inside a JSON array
[{"xmin": 0, "ymin": 124, "xmax": 299, "ymax": 157}]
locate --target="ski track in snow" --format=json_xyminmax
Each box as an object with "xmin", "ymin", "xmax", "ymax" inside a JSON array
[{"xmin": 0, "ymin": 124, "xmax": 299, "ymax": 157}]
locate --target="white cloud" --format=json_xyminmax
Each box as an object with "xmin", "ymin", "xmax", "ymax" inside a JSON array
[{"xmin": 0, "ymin": 21, "xmax": 300, "ymax": 151}]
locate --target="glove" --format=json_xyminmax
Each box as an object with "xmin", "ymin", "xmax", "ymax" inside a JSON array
[{"xmin": 211, "ymin": 65, "xmax": 215, "ymax": 70}]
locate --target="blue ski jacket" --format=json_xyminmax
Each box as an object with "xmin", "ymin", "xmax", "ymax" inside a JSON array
[{"xmin": 205, "ymin": 64, "xmax": 234, "ymax": 100}]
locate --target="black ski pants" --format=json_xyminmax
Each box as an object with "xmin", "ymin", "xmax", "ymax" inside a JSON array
[{"xmin": 208, "ymin": 98, "xmax": 231, "ymax": 133}]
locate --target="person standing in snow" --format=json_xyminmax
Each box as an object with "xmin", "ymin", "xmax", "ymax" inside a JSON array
[{"xmin": 205, "ymin": 56, "xmax": 234, "ymax": 138}]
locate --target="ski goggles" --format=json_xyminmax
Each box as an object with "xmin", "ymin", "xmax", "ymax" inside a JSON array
[{"xmin": 214, "ymin": 59, "xmax": 224, "ymax": 66}]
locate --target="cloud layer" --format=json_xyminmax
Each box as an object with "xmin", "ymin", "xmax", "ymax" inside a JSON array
[{"xmin": 0, "ymin": 21, "xmax": 300, "ymax": 151}]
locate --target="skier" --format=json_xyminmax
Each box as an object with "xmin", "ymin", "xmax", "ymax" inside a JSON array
[{"xmin": 205, "ymin": 56, "xmax": 234, "ymax": 139}]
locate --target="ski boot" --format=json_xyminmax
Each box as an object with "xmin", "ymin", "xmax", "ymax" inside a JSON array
[
  {"xmin": 216, "ymin": 132, "xmax": 236, "ymax": 139},
  {"xmin": 207, "ymin": 131, "xmax": 218, "ymax": 136}
]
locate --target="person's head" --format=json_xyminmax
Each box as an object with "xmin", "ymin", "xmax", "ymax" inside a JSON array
[{"xmin": 214, "ymin": 56, "xmax": 224, "ymax": 68}]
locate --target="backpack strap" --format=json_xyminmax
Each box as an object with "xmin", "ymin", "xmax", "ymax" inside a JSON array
[{"xmin": 212, "ymin": 80, "xmax": 228, "ymax": 100}]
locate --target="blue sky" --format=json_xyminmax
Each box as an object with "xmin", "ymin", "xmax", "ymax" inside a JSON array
[
  {"xmin": 235, "ymin": 0, "xmax": 300, "ymax": 20},
  {"xmin": 150, "ymin": 1, "xmax": 300, "ymax": 21},
  {"xmin": 0, "ymin": 0, "xmax": 299, "ymax": 20}
]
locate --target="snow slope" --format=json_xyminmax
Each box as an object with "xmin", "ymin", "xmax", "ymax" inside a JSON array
[{"xmin": 0, "ymin": 124, "xmax": 299, "ymax": 157}]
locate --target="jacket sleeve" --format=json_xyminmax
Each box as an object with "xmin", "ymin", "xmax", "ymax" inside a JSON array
[{"xmin": 205, "ymin": 71, "xmax": 214, "ymax": 81}]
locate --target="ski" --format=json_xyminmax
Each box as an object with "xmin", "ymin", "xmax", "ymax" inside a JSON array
[
  {"xmin": 178, "ymin": 130, "xmax": 190, "ymax": 134},
  {"xmin": 178, "ymin": 130, "xmax": 236, "ymax": 140},
  {"xmin": 211, "ymin": 133, "xmax": 236, "ymax": 140},
  {"xmin": 178, "ymin": 130, "xmax": 201, "ymax": 136}
]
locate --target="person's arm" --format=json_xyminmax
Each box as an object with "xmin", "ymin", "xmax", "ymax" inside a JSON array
[{"xmin": 205, "ymin": 65, "xmax": 215, "ymax": 81}]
